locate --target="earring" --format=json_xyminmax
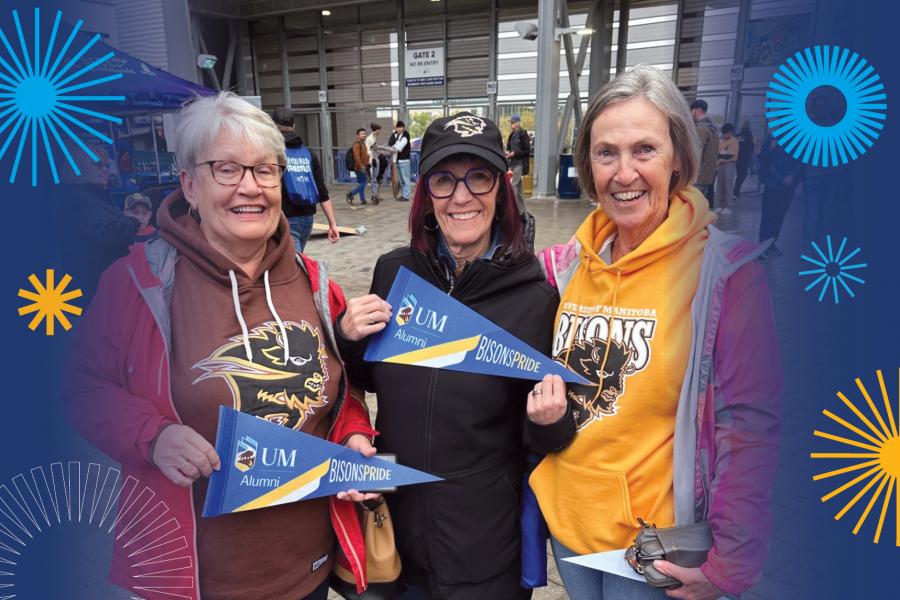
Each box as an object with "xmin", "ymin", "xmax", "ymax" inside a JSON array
[
  {"xmin": 188, "ymin": 204, "xmax": 200, "ymax": 221},
  {"xmin": 424, "ymin": 212, "xmax": 439, "ymax": 232}
]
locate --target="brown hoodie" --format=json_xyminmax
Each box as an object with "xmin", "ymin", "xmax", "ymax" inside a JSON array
[{"xmin": 159, "ymin": 192, "xmax": 342, "ymax": 599}]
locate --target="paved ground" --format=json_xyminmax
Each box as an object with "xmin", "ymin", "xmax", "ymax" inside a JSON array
[{"xmin": 311, "ymin": 177, "xmax": 811, "ymax": 600}]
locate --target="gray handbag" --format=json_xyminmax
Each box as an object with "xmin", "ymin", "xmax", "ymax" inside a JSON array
[{"xmin": 624, "ymin": 518, "xmax": 713, "ymax": 588}]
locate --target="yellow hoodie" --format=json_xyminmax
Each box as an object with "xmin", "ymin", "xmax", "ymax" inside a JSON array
[{"xmin": 531, "ymin": 189, "xmax": 714, "ymax": 555}]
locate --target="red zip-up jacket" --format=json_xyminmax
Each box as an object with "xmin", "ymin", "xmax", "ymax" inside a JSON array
[{"xmin": 66, "ymin": 239, "xmax": 375, "ymax": 599}]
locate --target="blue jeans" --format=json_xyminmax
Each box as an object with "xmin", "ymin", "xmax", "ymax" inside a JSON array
[
  {"xmin": 370, "ymin": 163, "xmax": 380, "ymax": 197},
  {"xmin": 288, "ymin": 215, "xmax": 314, "ymax": 253},
  {"xmin": 353, "ymin": 169, "xmax": 367, "ymax": 202},
  {"xmin": 397, "ymin": 159, "xmax": 411, "ymax": 199},
  {"xmin": 551, "ymin": 537, "xmax": 669, "ymax": 600}
]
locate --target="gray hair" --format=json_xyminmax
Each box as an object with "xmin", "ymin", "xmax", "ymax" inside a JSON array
[
  {"xmin": 574, "ymin": 64, "xmax": 700, "ymax": 199},
  {"xmin": 174, "ymin": 92, "xmax": 286, "ymax": 172}
]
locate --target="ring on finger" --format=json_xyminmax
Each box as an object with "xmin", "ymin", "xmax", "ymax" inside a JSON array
[
  {"xmin": 367, "ymin": 312, "xmax": 374, "ymax": 325},
  {"xmin": 180, "ymin": 460, "xmax": 190, "ymax": 471},
  {"xmin": 533, "ymin": 386, "xmax": 543, "ymax": 396}
]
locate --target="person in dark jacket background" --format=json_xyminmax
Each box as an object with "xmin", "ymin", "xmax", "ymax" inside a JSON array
[
  {"xmin": 758, "ymin": 133, "xmax": 803, "ymax": 258},
  {"xmin": 505, "ymin": 114, "xmax": 531, "ymax": 214},
  {"xmin": 389, "ymin": 120, "xmax": 412, "ymax": 201},
  {"xmin": 56, "ymin": 145, "xmax": 140, "ymax": 303},
  {"xmin": 690, "ymin": 99, "xmax": 719, "ymax": 208},
  {"xmin": 336, "ymin": 112, "xmax": 557, "ymax": 600},
  {"xmin": 272, "ymin": 107, "xmax": 339, "ymax": 252},
  {"xmin": 733, "ymin": 121, "xmax": 755, "ymax": 199}
]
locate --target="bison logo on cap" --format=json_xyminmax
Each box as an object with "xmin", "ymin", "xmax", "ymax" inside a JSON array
[{"xmin": 444, "ymin": 115, "xmax": 486, "ymax": 138}]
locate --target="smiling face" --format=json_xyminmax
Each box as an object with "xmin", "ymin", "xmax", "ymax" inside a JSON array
[
  {"xmin": 429, "ymin": 156, "xmax": 498, "ymax": 262},
  {"xmin": 589, "ymin": 96, "xmax": 677, "ymax": 243},
  {"xmin": 180, "ymin": 129, "xmax": 282, "ymax": 256}
]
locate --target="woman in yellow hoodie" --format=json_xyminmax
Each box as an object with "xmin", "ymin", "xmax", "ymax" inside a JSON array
[{"xmin": 528, "ymin": 66, "xmax": 782, "ymax": 600}]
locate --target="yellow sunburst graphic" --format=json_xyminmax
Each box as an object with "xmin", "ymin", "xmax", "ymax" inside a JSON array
[
  {"xmin": 17, "ymin": 269, "xmax": 83, "ymax": 335},
  {"xmin": 811, "ymin": 369, "xmax": 900, "ymax": 545}
]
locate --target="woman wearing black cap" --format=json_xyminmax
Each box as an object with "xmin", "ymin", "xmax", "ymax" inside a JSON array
[{"xmin": 335, "ymin": 112, "xmax": 559, "ymax": 599}]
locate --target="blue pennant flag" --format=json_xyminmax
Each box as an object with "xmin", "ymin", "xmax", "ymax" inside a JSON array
[
  {"xmin": 203, "ymin": 406, "xmax": 441, "ymax": 517},
  {"xmin": 364, "ymin": 266, "xmax": 589, "ymax": 384}
]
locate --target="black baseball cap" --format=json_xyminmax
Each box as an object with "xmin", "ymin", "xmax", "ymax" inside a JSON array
[
  {"xmin": 418, "ymin": 112, "xmax": 508, "ymax": 175},
  {"xmin": 272, "ymin": 107, "xmax": 294, "ymax": 127}
]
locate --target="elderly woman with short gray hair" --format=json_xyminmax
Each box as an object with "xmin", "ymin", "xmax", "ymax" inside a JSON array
[
  {"xmin": 526, "ymin": 65, "xmax": 782, "ymax": 600},
  {"xmin": 67, "ymin": 92, "xmax": 377, "ymax": 600}
]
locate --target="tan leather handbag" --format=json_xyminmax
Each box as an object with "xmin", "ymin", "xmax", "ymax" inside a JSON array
[{"xmin": 332, "ymin": 499, "xmax": 404, "ymax": 599}]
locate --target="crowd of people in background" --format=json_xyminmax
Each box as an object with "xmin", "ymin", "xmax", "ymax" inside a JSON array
[
  {"xmin": 688, "ymin": 96, "xmax": 835, "ymax": 260},
  {"xmin": 64, "ymin": 89, "xmax": 840, "ymax": 291}
]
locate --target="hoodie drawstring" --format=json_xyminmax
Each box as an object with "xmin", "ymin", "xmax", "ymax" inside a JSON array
[
  {"xmin": 264, "ymin": 269, "xmax": 291, "ymax": 365},
  {"xmin": 229, "ymin": 269, "xmax": 254, "ymax": 361},
  {"xmin": 228, "ymin": 268, "xmax": 291, "ymax": 364}
]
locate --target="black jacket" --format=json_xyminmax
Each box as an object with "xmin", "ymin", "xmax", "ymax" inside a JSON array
[
  {"xmin": 506, "ymin": 128, "xmax": 531, "ymax": 174},
  {"xmin": 388, "ymin": 130, "xmax": 411, "ymax": 161},
  {"xmin": 736, "ymin": 130, "xmax": 754, "ymax": 169},
  {"xmin": 337, "ymin": 246, "xmax": 558, "ymax": 599},
  {"xmin": 759, "ymin": 136, "xmax": 803, "ymax": 191},
  {"xmin": 280, "ymin": 132, "xmax": 330, "ymax": 218}
]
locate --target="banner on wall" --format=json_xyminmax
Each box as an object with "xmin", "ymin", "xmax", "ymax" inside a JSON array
[
  {"xmin": 405, "ymin": 47, "xmax": 445, "ymax": 87},
  {"xmin": 364, "ymin": 266, "xmax": 590, "ymax": 384},
  {"xmin": 203, "ymin": 407, "xmax": 441, "ymax": 517}
]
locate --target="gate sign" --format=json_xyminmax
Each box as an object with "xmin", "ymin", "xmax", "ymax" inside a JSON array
[{"xmin": 406, "ymin": 47, "xmax": 444, "ymax": 87}]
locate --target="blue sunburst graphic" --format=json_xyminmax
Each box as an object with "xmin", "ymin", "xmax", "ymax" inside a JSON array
[
  {"xmin": 799, "ymin": 235, "xmax": 867, "ymax": 304},
  {"xmin": 0, "ymin": 8, "xmax": 123, "ymax": 186},
  {"xmin": 766, "ymin": 45, "xmax": 887, "ymax": 167}
]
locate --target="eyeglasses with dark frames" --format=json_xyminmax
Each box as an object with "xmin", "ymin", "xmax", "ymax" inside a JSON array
[
  {"xmin": 195, "ymin": 160, "xmax": 285, "ymax": 188},
  {"xmin": 425, "ymin": 167, "xmax": 498, "ymax": 199}
]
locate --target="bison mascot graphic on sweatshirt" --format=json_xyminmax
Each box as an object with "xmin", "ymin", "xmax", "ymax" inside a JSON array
[{"xmin": 193, "ymin": 320, "xmax": 329, "ymax": 430}]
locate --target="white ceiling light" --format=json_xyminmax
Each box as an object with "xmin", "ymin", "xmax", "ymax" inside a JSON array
[{"xmin": 321, "ymin": 10, "xmax": 331, "ymax": 16}]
